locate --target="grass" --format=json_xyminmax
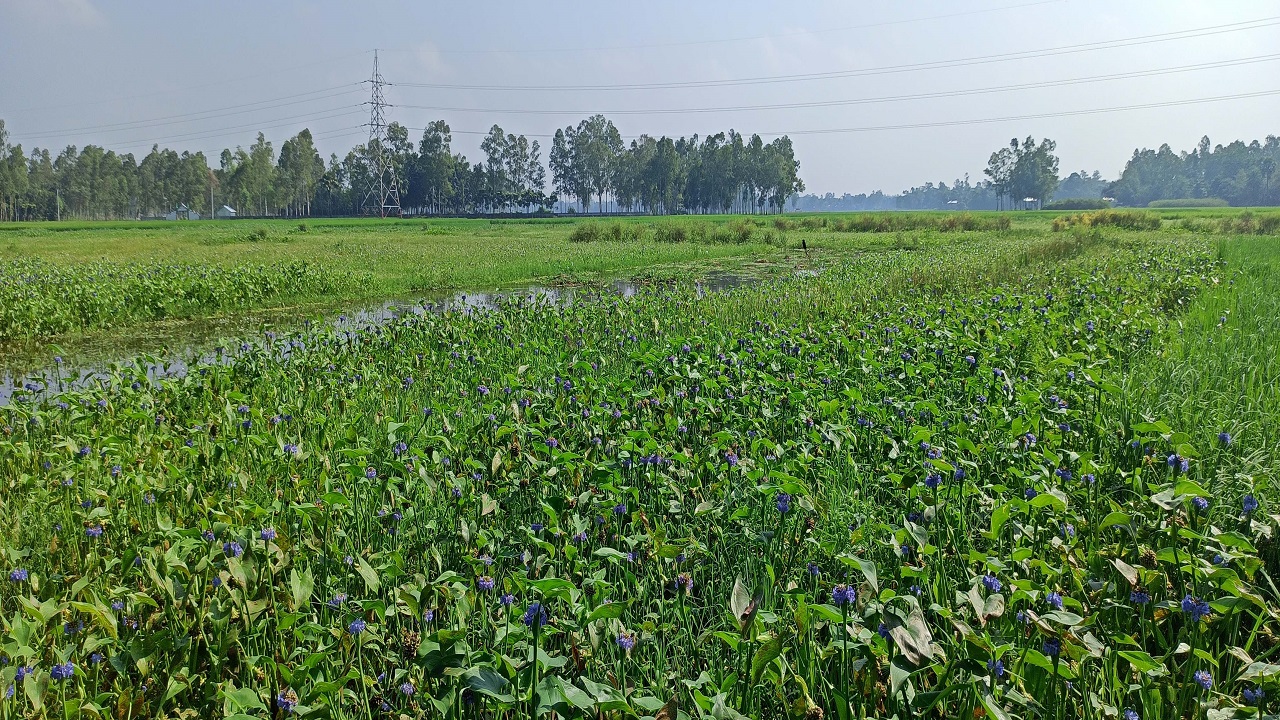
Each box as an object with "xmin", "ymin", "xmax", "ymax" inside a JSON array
[
  {"xmin": 1120, "ymin": 235, "xmax": 1280, "ymax": 479},
  {"xmin": 2, "ymin": 221, "xmax": 1279, "ymax": 718},
  {"xmin": 0, "ymin": 217, "xmax": 792, "ymax": 295}
]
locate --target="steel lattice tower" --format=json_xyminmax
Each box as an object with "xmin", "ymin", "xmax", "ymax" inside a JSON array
[{"xmin": 361, "ymin": 50, "xmax": 402, "ymax": 217}]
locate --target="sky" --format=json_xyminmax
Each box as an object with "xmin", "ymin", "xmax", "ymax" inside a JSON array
[{"xmin": 1, "ymin": 0, "xmax": 1278, "ymax": 195}]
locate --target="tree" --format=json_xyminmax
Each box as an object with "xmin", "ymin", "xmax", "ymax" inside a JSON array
[
  {"xmin": 985, "ymin": 137, "xmax": 1058, "ymax": 209},
  {"xmin": 277, "ymin": 129, "xmax": 324, "ymax": 216}
]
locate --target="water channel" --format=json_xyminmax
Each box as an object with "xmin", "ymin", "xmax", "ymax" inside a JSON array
[{"xmin": 0, "ymin": 273, "xmax": 753, "ymax": 406}]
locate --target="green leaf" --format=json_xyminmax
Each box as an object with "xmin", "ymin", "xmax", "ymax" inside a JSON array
[
  {"xmin": 587, "ymin": 602, "xmax": 627, "ymax": 622},
  {"xmin": 530, "ymin": 577, "xmax": 576, "ymax": 600},
  {"xmin": 1239, "ymin": 662, "xmax": 1280, "ymax": 682},
  {"xmin": 1099, "ymin": 511, "xmax": 1131, "ymax": 530},
  {"xmin": 355, "ymin": 555, "xmax": 380, "ymax": 593},
  {"xmin": 1118, "ymin": 650, "xmax": 1166, "ymax": 674},
  {"xmin": 751, "ymin": 632, "xmax": 784, "ymax": 683},
  {"xmin": 288, "ymin": 567, "xmax": 314, "ymax": 612},
  {"xmin": 838, "ymin": 555, "xmax": 879, "ymax": 594},
  {"xmin": 464, "ymin": 666, "xmax": 514, "ymax": 703}
]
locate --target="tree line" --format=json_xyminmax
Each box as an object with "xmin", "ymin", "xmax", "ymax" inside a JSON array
[
  {"xmin": 0, "ymin": 116, "xmax": 803, "ymax": 221},
  {"xmin": 791, "ymin": 133, "xmax": 1280, "ymax": 212},
  {"xmin": 1105, "ymin": 135, "xmax": 1280, "ymax": 207}
]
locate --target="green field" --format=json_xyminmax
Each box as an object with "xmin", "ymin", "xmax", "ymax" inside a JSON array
[
  {"xmin": 2, "ymin": 210, "xmax": 1280, "ymax": 719},
  {"xmin": 2, "ymin": 209, "xmax": 1276, "ymax": 347}
]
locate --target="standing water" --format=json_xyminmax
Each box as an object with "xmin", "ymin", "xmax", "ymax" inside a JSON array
[{"xmin": 0, "ymin": 274, "xmax": 751, "ymax": 405}]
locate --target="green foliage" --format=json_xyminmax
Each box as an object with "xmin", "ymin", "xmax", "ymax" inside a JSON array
[
  {"xmin": 1148, "ymin": 198, "xmax": 1230, "ymax": 208},
  {"xmin": 782, "ymin": 212, "xmax": 1011, "ymax": 233},
  {"xmin": 1108, "ymin": 135, "xmax": 1280, "ymax": 207},
  {"xmin": 1051, "ymin": 209, "xmax": 1162, "ymax": 232},
  {"xmin": 1043, "ymin": 198, "xmax": 1112, "ymax": 211},
  {"xmin": 1, "ymin": 227, "xmax": 1277, "ymax": 719},
  {"xmin": 0, "ymin": 259, "xmax": 368, "ymax": 340},
  {"xmin": 1176, "ymin": 211, "xmax": 1280, "ymax": 235}
]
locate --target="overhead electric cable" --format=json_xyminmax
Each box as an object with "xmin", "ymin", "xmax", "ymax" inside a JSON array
[
  {"xmin": 18, "ymin": 85, "xmax": 367, "ymax": 140},
  {"xmin": 7, "ymin": 51, "xmax": 372, "ymax": 114},
  {"xmin": 391, "ymin": 16, "xmax": 1280, "ymax": 92},
  {"xmin": 384, "ymin": 0, "xmax": 1064, "ymax": 55},
  {"xmin": 394, "ymin": 88, "xmax": 1280, "ymax": 140},
  {"xmin": 392, "ymin": 54, "xmax": 1280, "ymax": 116}
]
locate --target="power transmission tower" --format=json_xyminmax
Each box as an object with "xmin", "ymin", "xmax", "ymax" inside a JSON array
[{"xmin": 361, "ymin": 50, "xmax": 402, "ymax": 218}]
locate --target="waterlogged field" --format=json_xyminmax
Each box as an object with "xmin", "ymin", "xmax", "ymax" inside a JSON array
[{"xmin": 1, "ymin": 220, "xmax": 1279, "ymax": 719}]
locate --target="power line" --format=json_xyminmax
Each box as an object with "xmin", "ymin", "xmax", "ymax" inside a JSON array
[
  {"xmin": 394, "ymin": 88, "xmax": 1280, "ymax": 140},
  {"xmin": 17, "ymin": 85, "xmax": 367, "ymax": 140},
  {"xmin": 391, "ymin": 16, "xmax": 1280, "ymax": 92},
  {"xmin": 379, "ymin": 0, "xmax": 1064, "ymax": 56},
  {"xmin": 6, "ymin": 51, "xmax": 372, "ymax": 115},
  {"xmin": 392, "ymin": 53, "xmax": 1280, "ymax": 117},
  {"xmin": 103, "ymin": 108, "xmax": 367, "ymax": 153},
  {"xmin": 770, "ymin": 89, "xmax": 1280, "ymax": 136}
]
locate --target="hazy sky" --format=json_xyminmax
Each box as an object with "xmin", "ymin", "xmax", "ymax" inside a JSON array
[{"xmin": 2, "ymin": 0, "xmax": 1277, "ymax": 195}]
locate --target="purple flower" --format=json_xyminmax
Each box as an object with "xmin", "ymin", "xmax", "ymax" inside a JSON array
[
  {"xmin": 982, "ymin": 574, "xmax": 1001, "ymax": 592},
  {"xmin": 725, "ymin": 452, "xmax": 739, "ymax": 467},
  {"xmin": 987, "ymin": 658, "xmax": 1005, "ymax": 678},
  {"xmin": 531, "ymin": 523, "xmax": 544, "ymax": 533},
  {"xmin": 348, "ymin": 619, "xmax": 367, "ymax": 635},
  {"xmin": 260, "ymin": 527, "xmax": 276, "ymax": 541},
  {"xmin": 365, "ymin": 467, "xmax": 377, "ymax": 479},
  {"xmin": 924, "ymin": 473, "xmax": 941, "ymax": 490},
  {"xmin": 1193, "ymin": 669, "xmax": 1213, "ymax": 690},
  {"xmin": 1045, "ymin": 591, "xmax": 1064, "ymax": 610},
  {"xmin": 1192, "ymin": 496, "xmax": 1209, "ymax": 512},
  {"xmin": 50, "ymin": 662, "xmax": 74, "ymax": 681},
  {"xmin": 807, "ymin": 562, "xmax": 820, "ymax": 576},
  {"xmin": 1243, "ymin": 494, "xmax": 1259, "ymax": 514},
  {"xmin": 277, "ymin": 691, "xmax": 299, "ymax": 714},
  {"xmin": 1218, "ymin": 432, "xmax": 1232, "ymax": 446},
  {"xmin": 223, "ymin": 541, "xmax": 243, "ymax": 558},
  {"xmin": 328, "ymin": 593, "xmax": 347, "ymax": 609},
  {"xmin": 1129, "ymin": 589, "xmax": 1150, "ymax": 605},
  {"xmin": 545, "ymin": 437, "xmax": 559, "ymax": 449},
  {"xmin": 1124, "ymin": 709, "xmax": 1139, "ymax": 720},
  {"xmin": 831, "ymin": 584, "xmax": 856, "ymax": 606},
  {"xmin": 1181, "ymin": 595, "xmax": 1211, "ymax": 623},
  {"xmin": 1243, "ymin": 687, "xmax": 1265, "ymax": 706},
  {"xmin": 477, "ymin": 576, "xmax": 495, "ymax": 592},
  {"xmin": 616, "ymin": 632, "xmax": 637, "ymax": 651},
  {"xmin": 775, "ymin": 493, "xmax": 792, "ymax": 514},
  {"xmin": 399, "ymin": 682, "xmax": 415, "ymax": 697},
  {"xmin": 8, "ymin": 569, "xmax": 28, "ymax": 582},
  {"xmin": 500, "ymin": 593, "xmax": 515, "ymax": 607},
  {"xmin": 613, "ymin": 503, "xmax": 627, "ymax": 516},
  {"xmin": 877, "ymin": 623, "xmax": 890, "ymax": 639},
  {"xmin": 522, "ymin": 602, "xmax": 547, "ymax": 629},
  {"xmin": 85, "ymin": 524, "xmax": 104, "ymax": 538},
  {"xmin": 675, "ymin": 573, "xmax": 694, "ymax": 594},
  {"xmin": 1167, "ymin": 454, "xmax": 1189, "ymax": 474},
  {"xmin": 1042, "ymin": 638, "xmax": 1061, "ymax": 658},
  {"xmin": 1024, "ymin": 488, "xmax": 1038, "ymax": 500}
]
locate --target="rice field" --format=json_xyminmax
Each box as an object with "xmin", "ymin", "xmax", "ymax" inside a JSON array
[{"xmin": 0, "ymin": 213, "xmax": 1278, "ymax": 719}]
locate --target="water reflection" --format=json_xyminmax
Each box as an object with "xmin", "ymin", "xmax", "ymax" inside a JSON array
[{"xmin": 1, "ymin": 273, "xmax": 750, "ymax": 406}]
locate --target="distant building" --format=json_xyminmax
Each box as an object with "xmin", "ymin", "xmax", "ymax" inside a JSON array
[
  {"xmin": 214, "ymin": 205, "xmax": 237, "ymax": 219},
  {"xmin": 164, "ymin": 203, "xmax": 200, "ymax": 221}
]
